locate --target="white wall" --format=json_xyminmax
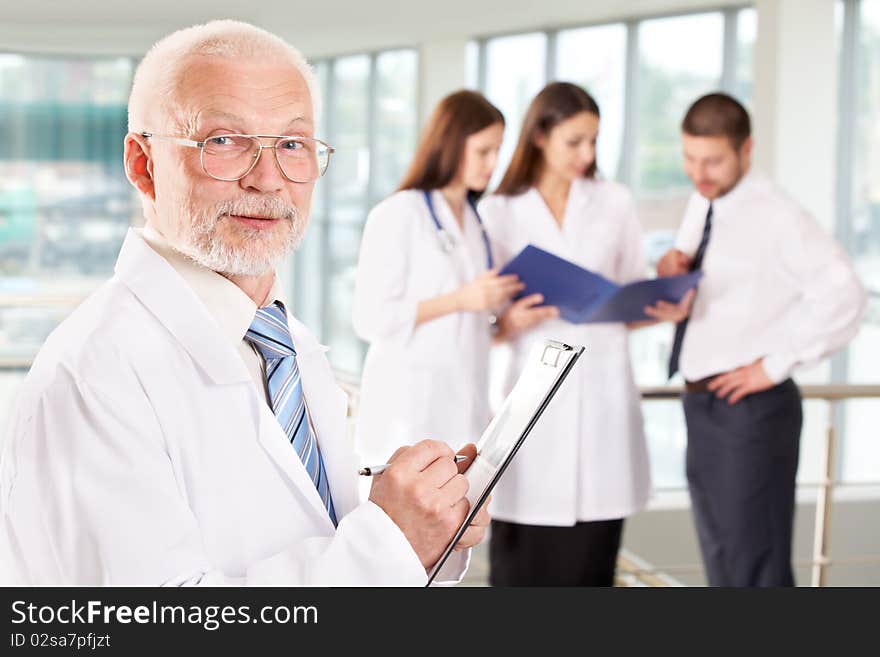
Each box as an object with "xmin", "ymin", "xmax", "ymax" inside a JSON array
[
  {"xmin": 753, "ymin": 0, "xmax": 839, "ymax": 230},
  {"xmin": 419, "ymin": 38, "xmax": 470, "ymax": 126}
]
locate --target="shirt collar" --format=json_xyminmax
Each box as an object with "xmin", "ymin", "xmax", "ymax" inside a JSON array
[
  {"xmin": 141, "ymin": 223, "xmax": 287, "ymax": 345},
  {"xmin": 700, "ymin": 168, "xmax": 759, "ymax": 215}
]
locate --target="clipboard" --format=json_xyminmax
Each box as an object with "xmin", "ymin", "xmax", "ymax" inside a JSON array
[{"xmin": 425, "ymin": 339, "xmax": 585, "ymax": 585}]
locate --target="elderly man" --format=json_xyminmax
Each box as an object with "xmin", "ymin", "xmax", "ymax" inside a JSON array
[{"xmin": 0, "ymin": 20, "xmax": 486, "ymax": 585}]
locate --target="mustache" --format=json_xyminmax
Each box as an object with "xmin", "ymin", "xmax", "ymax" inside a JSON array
[{"xmin": 213, "ymin": 195, "xmax": 298, "ymax": 222}]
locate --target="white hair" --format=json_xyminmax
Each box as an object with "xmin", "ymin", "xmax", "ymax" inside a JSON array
[{"xmin": 128, "ymin": 19, "xmax": 320, "ymax": 134}]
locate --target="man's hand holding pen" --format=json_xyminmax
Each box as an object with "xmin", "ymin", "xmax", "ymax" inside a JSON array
[{"xmin": 367, "ymin": 440, "xmax": 490, "ymax": 571}]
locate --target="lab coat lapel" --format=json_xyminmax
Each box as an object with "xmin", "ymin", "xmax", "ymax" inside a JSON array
[
  {"xmin": 254, "ymin": 396, "xmax": 337, "ymax": 530},
  {"xmin": 252, "ymin": 320, "xmax": 354, "ymax": 529},
  {"xmin": 114, "ymin": 229, "xmax": 251, "ymax": 385},
  {"xmin": 286, "ymin": 314, "xmax": 360, "ymax": 520},
  {"xmin": 523, "ymin": 188, "xmax": 571, "ymax": 257}
]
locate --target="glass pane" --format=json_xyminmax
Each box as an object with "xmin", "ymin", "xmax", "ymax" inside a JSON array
[
  {"xmin": 641, "ymin": 399, "xmax": 688, "ymax": 489},
  {"xmin": 635, "ymin": 12, "xmax": 724, "ymax": 197},
  {"xmin": 841, "ymin": 399, "xmax": 880, "ymax": 482},
  {"xmin": 325, "ymin": 222, "xmax": 363, "ymax": 374},
  {"xmin": 733, "ymin": 7, "xmax": 757, "ymax": 107},
  {"xmin": 373, "ymin": 49, "xmax": 418, "ymax": 204},
  {"xmin": 842, "ymin": 0, "xmax": 880, "ymax": 481},
  {"xmin": 328, "ymin": 55, "xmax": 370, "ymax": 225},
  {"xmin": 291, "ymin": 204, "xmax": 325, "ymax": 335},
  {"xmin": 849, "ymin": 0, "xmax": 880, "ymax": 383},
  {"xmin": 555, "ymin": 23, "xmax": 627, "ymax": 180},
  {"xmin": 483, "ymin": 32, "xmax": 547, "ymax": 189},
  {"xmin": 0, "ymin": 54, "xmax": 137, "ymax": 365},
  {"xmin": 292, "ymin": 60, "xmax": 329, "ymax": 334}
]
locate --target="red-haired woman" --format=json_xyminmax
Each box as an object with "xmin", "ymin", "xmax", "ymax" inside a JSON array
[{"xmin": 480, "ymin": 82, "xmax": 692, "ymax": 586}]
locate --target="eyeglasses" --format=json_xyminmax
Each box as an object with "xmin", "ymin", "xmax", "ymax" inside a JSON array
[{"xmin": 141, "ymin": 132, "xmax": 335, "ymax": 183}]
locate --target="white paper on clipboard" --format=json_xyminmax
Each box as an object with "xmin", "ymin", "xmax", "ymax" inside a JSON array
[{"xmin": 425, "ymin": 339, "xmax": 585, "ymax": 585}]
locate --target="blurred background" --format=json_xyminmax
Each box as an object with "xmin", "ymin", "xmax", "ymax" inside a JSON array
[{"xmin": 0, "ymin": 0, "xmax": 877, "ymax": 585}]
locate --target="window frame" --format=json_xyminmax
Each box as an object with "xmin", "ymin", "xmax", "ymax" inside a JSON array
[{"xmin": 470, "ymin": 4, "xmax": 755, "ymax": 191}]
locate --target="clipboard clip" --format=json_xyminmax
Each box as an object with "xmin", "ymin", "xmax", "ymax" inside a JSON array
[{"xmin": 540, "ymin": 340, "xmax": 573, "ymax": 367}]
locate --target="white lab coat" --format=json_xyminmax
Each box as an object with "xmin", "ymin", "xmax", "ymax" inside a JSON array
[
  {"xmin": 352, "ymin": 190, "xmax": 492, "ymax": 463},
  {"xmin": 0, "ymin": 229, "xmax": 466, "ymax": 586},
  {"xmin": 479, "ymin": 178, "xmax": 651, "ymax": 525}
]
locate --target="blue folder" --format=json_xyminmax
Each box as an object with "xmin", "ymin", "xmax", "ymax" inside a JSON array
[{"xmin": 499, "ymin": 245, "xmax": 703, "ymax": 324}]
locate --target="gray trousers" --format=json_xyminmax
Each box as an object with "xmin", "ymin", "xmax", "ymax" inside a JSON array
[{"xmin": 683, "ymin": 378, "xmax": 802, "ymax": 586}]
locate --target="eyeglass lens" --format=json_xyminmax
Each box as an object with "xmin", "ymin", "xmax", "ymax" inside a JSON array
[{"xmin": 202, "ymin": 135, "xmax": 330, "ymax": 182}]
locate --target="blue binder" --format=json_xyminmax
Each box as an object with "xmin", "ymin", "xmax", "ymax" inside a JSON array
[{"xmin": 499, "ymin": 245, "xmax": 703, "ymax": 323}]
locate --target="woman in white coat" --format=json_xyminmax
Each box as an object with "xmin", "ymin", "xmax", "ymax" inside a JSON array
[
  {"xmin": 480, "ymin": 82, "xmax": 693, "ymax": 586},
  {"xmin": 353, "ymin": 91, "xmax": 553, "ymax": 464}
]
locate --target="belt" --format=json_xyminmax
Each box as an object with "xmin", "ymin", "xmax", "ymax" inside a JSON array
[{"xmin": 684, "ymin": 374, "xmax": 722, "ymax": 393}]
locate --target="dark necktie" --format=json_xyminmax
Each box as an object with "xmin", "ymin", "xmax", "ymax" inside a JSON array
[{"xmin": 667, "ymin": 203, "xmax": 713, "ymax": 380}]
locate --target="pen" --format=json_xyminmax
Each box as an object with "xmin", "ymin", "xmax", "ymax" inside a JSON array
[{"xmin": 358, "ymin": 454, "xmax": 468, "ymax": 476}]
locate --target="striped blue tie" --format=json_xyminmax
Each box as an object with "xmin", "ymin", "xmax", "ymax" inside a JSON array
[{"xmin": 246, "ymin": 302, "xmax": 337, "ymax": 526}]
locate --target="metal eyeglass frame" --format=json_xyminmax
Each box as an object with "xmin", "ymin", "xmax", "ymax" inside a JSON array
[{"xmin": 140, "ymin": 132, "xmax": 335, "ymax": 183}]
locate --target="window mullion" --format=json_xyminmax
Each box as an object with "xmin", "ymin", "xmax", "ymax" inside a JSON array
[
  {"xmin": 720, "ymin": 7, "xmax": 739, "ymax": 93},
  {"xmin": 618, "ymin": 20, "xmax": 640, "ymax": 186},
  {"xmin": 545, "ymin": 30, "xmax": 558, "ymax": 82}
]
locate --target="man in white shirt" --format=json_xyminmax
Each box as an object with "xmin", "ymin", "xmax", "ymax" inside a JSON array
[
  {"xmin": 658, "ymin": 93, "xmax": 866, "ymax": 586},
  {"xmin": 0, "ymin": 20, "xmax": 486, "ymax": 585}
]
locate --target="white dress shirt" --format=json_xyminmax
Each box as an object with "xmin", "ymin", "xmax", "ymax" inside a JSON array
[
  {"xmin": 142, "ymin": 224, "xmax": 280, "ymax": 404},
  {"xmin": 675, "ymin": 170, "xmax": 867, "ymax": 383}
]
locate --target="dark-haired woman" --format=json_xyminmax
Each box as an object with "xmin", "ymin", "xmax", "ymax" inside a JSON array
[
  {"xmin": 480, "ymin": 82, "xmax": 692, "ymax": 586},
  {"xmin": 353, "ymin": 91, "xmax": 550, "ymax": 465}
]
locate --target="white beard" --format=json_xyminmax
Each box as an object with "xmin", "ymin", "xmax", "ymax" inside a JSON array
[{"xmin": 175, "ymin": 193, "xmax": 307, "ymax": 276}]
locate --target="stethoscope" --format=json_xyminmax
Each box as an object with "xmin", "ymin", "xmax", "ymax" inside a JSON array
[{"xmin": 423, "ymin": 189, "xmax": 494, "ymax": 270}]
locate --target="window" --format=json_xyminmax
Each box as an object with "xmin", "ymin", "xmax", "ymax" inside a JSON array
[
  {"xmin": 635, "ymin": 13, "xmax": 724, "ymax": 197},
  {"xmin": 555, "ymin": 24, "xmax": 628, "ymax": 180},
  {"xmin": 837, "ymin": 0, "xmax": 880, "ymax": 482},
  {"xmin": 734, "ymin": 8, "xmax": 758, "ymax": 104},
  {"xmin": 475, "ymin": 9, "xmax": 755, "ymax": 232},
  {"xmin": 483, "ymin": 33, "xmax": 547, "ymax": 189},
  {"xmin": 292, "ymin": 49, "xmax": 418, "ymax": 375},
  {"xmin": 0, "ymin": 55, "xmax": 136, "ymax": 285},
  {"xmin": 0, "ymin": 54, "xmax": 137, "ymax": 432}
]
